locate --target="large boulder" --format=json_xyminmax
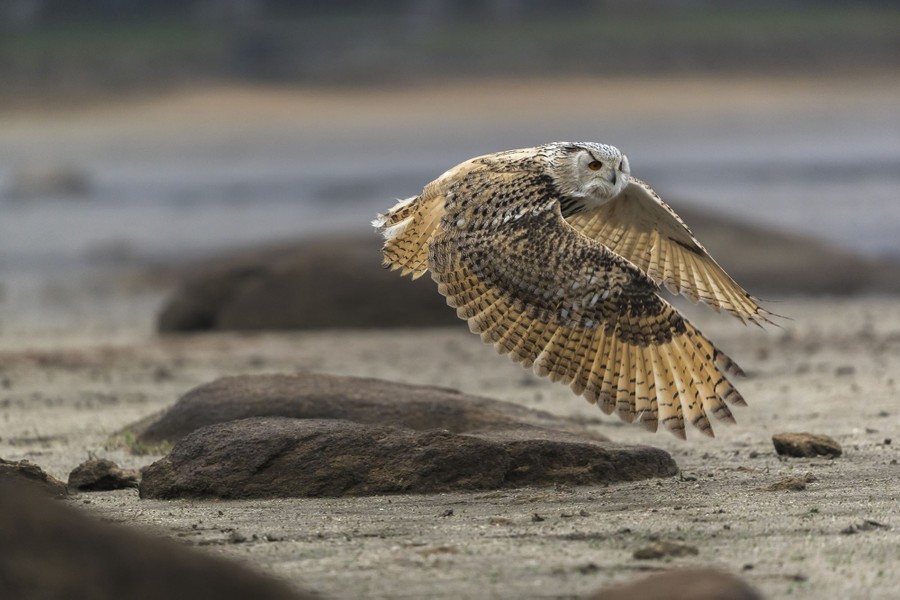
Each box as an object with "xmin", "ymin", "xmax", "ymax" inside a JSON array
[
  {"xmin": 156, "ymin": 210, "xmax": 900, "ymax": 332},
  {"xmin": 0, "ymin": 481, "xmax": 314, "ymax": 600},
  {"xmin": 131, "ymin": 373, "xmax": 604, "ymax": 445},
  {"xmin": 157, "ymin": 235, "xmax": 459, "ymax": 332},
  {"xmin": 139, "ymin": 417, "xmax": 677, "ymax": 499}
]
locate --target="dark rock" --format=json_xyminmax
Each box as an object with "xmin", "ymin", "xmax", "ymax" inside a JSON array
[
  {"xmin": 155, "ymin": 216, "xmax": 900, "ymax": 332},
  {"xmin": 140, "ymin": 417, "xmax": 677, "ymax": 499},
  {"xmin": 0, "ymin": 481, "xmax": 314, "ymax": 600},
  {"xmin": 132, "ymin": 373, "xmax": 604, "ymax": 445},
  {"xmin": 588, "ymin": 568, "xmax": 762, "ymax": 600},
  {"xmin": 68, "ymin": 459, "xmax": 140, "ymax": 492},
  {"xmin": 772, "ymin": 432, "xmax": 842, "ymax": 458},
  {"xmin": 157, "ymin": 235, "xmax": 459, "ymax": 332},
  {"xmin": 632, "ymin": 541, "xmax": 700, "ymax": 560},
  {"xmin": 140, "ymin": 418, "xmax": 509, "ymax": 499},
  {"xmin": 467, "ymin": 426, "xmax": 675, "ymax": 487},
  {"xmin": 0, "ymin": 458, "xmax": 68, "ymax": 498}
]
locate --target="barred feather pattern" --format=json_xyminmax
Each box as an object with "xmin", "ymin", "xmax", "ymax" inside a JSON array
[
  {"xmin": 374, "ymin": 143, "xmax": 754, "ymax": 439},
  {"xmin": 566, "ymin": 178, "xmax": 772, "ymax": 325}
]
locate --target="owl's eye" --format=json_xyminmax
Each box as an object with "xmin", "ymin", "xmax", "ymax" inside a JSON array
[{"xmin": 588, "ymin": 160, "xmax": 603, "ymax": 171}]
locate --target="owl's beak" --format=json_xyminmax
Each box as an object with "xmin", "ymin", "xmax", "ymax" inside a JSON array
[{"xmin": 608, "ymin": 171, "xmax": 617, "ymax": 185}]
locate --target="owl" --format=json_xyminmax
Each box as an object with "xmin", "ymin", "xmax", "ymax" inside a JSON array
[{"xmin": 373, "ymin": 142, "xmax": 770, "ymax": 439}]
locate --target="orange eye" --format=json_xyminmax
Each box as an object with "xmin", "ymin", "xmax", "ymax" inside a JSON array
[{"xmin": 588, "ymin": 160, "xmax": 602, "ymax": 171}]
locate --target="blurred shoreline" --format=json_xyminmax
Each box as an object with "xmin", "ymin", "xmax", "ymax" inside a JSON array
[{"xmin": 2, "ymin": 75, "xmax": 899, "ymax": 282}]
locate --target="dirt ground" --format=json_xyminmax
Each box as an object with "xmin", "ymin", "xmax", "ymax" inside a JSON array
[{"xmin": 1, "ymin": 290, "xmax": 898, "ymax": 599}]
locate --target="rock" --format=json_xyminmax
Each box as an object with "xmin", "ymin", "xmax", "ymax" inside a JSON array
[
  {"xmin": 139, "ymin": 417, "xmax": 677, "ymax": 499},
  {"xmin": 588, "ymin": 568, "xmax": 762, "ymax": 600},
  {"xmin": 467, "ymin": 426, "xmax": 674, "ymax": 487},
  {"xmin": 68, "ymin": 459, "xmax": 140, "ymax": 492},
  {"xmin": 0, "ymin": 457, "xmax": 68, "ymax": 498},
  {"xmin": 140, "ymin": 418, "xmax": 509, "ymax": 499},
  {"xmin": 0, "ymin": 481, "xmax": 312, "ymax": 600},
  {"xmin": 632, "ymin": 541, "xmax": 699, "ymax": 560},
  {"xmin": 156, "ymin": 235, "xmax": 460, "ymax": 332},
  {"xmin": 772, "ymin": 432, "xmax": 842, "ymax": 458},
  {"xmin": 762, "ymin": 473, "xmax": 816, "ymax": 492},
  {"xmin": 132, "ymin": 373, "xmax": 604, "ymax": 445}
]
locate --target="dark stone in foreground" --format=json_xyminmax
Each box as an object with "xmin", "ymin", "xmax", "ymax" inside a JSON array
[
  {"xmin": 0, "ymin": 457, "xmax": 68, "ymax": 497},
  {"xmin": 0, "ymin": 482, "xmax": 313, "ymax": 600},
  {"xmin": 772, "ymin": 432, "xmax": 842, "ymax": 458},
  {"xmin": 68, "ymin": 459, "xmax": 140, "ymax": 491},
  {"xmin": 134, "ymin": 373, "xmax": 605, "ymax": 445},
  {"xmin": 588, "ymin": 568, "xmax": 762, "ymax": 600},
  {"xmin": 140, "ymin": 417, "xmax": 676, "ymax": 499}
]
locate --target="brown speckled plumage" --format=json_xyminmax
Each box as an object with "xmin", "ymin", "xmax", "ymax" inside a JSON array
[{"xmin": 374, "ymin": 142, "xmax": 765, "ymax": 439}]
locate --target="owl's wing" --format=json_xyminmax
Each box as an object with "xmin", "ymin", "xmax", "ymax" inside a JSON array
[
  {"xmin": 566, "ymin": 178, "xmax": 770, "ymax": 325},
  {"xmin": 428, "ymin": 203, "xmax": 745, "ymax": 439}
]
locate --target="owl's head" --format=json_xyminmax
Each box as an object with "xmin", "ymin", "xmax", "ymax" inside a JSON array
[{"xmin": 547, "ymin": 142, "xmax": 631, "ymax": 204}]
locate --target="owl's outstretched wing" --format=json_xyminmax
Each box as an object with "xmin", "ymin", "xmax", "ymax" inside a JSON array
[
  {"xmin": 428, "ymin": 203, "xmax": 745, "ymax": 439},
  {"xmin": 566, "ymin": 178, "xmax": 771, "ymax": 325}
]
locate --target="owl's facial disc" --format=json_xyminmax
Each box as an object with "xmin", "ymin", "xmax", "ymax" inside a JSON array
[{"xmin": 572, "ymin": 145, "xmax": 630, "ymax": 201}]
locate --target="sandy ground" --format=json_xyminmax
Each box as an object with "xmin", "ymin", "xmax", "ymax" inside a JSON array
[{"xmin": 1, "ymin": 290, "xmax": 898, "ymax": 599}]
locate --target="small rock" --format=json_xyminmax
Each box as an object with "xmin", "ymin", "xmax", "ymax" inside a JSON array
[
  {"xmin": 632, "ymin": 541, "xmax": 699, "ymax": 560},
  {"xmin": 588, "ymin": 567, "xmax": 762, "ymax": 600},
  {"xmin": 439, "ymin": 509, "xmax": 454, "ymax": 518},
  {"xmin": 762, "ymin": 473, "xmax": 817, "ymax": 492},
  {"xmin": 68, "ymin": 459, "xmax": 140, "ymax": 492},
  {"xmin": 834, "ymin": 365, "xmax": 855, "ymax": 377},
  {"xmin": 532, "ymin": 513, "xmax": 545, "ymax": 522},
  {"xmin": 0, "ymin": 458, "xmax": 67, "ymax": 497},
  {"xmin": 228, "ymin": 530, "xmax": 248, "ymax": 544},
  {"xmin": 772, "ymin": 432, "xmax": 842, "ymax": 458}
]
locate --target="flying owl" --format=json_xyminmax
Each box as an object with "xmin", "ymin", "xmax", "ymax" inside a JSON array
[{"xmin": 373, "ymin": 142, "xmax": 770, "ymax": 439}]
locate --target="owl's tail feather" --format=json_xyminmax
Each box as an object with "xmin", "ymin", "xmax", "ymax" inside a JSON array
[{"xmin": 372, "ymin": 182, "xmax": 446, "ymax": 280}]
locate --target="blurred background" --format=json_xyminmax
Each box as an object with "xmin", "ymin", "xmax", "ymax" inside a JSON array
[{"xmin": 0, "ymin": 1, "xmax": 898, "ymax": 332}]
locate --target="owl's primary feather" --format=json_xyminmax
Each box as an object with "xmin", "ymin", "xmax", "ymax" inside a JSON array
[{"xmin": 373, "ymin": 142, "xmax": 761, "ymax": 439}]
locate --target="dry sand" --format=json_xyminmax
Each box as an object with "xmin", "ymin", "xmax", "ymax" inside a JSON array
[{"xmin": 1, "ymin": 290, "xmax": 898, "ymax": 599}]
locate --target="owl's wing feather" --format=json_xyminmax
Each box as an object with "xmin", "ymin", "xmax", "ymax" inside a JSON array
[
  {"xmin": 428, "ymin": 203, "xmax": 744, "ymax": 439},
  {"xmin": 566, "ymin": 178, "xmax": 771, "ymax": 325}
]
